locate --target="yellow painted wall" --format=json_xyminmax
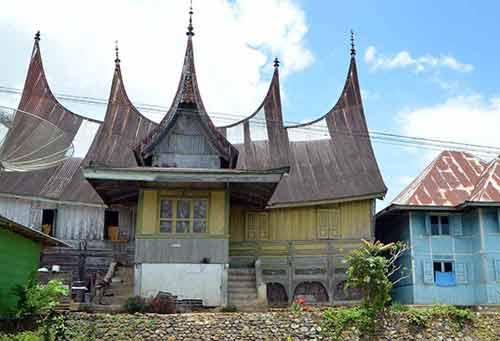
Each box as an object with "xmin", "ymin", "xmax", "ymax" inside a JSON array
[
  {"xmin": 229, "ymin": 199, "xmax": 373, "ymax": 242},
  {"xmin": 136, "ymin": 189, "xmax": 228, "ymax": 236}
]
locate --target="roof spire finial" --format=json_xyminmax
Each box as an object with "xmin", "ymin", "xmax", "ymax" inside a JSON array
[
  {"xmin": 34, "ymin": 30, "xmax": 40, "ymax": 42},
  {"xmin": 350, "ymin": 29, "xmax": 356, "ymax": 57},
  {"xmin": 273, "ymin": 57, "xmax": 280, "ymax": 68},
  {"xmin": 187, "ymin": 0, "xmax": 194, "ymax": 37},
  {"xmin": 114, "ymin": 40, "xmax": 121, "ymax": 65}
]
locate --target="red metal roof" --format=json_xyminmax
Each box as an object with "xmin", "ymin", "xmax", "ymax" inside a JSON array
[{"xmin": 392, "ymin": 150, "xmax": 500, "ymax": 206}]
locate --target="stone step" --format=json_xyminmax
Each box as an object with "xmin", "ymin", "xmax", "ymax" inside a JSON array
[
  {"xmin": 228, "ymin": 292, "xmax": 258, "ymax": 301},
  {"xmin": 228, "ymin": 286, "xmax": 257, "ymax": 294},
  {"xmin": 228, "ymin": 268, "xmax": 256, "ymax": 275},
  {"xmin": 228, "ymin": 281, "xmax": 257, "ymax": 289},
  {"xmin": 228, "ymin": 274, "xmax": 256, "ymax": 281}
]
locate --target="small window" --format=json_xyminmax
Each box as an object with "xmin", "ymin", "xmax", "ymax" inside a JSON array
[
  {"xmin": 433, "ymin": 261, "xmax": 456, "ymax": 286},
  {"xmin": 104, "ymin": 210, "xmax": 119, "ymax": 240},
  {"xmin": 430, "ymin": 215, "xmax": 450, "ymax": 236},
  {"xmin": 41, "ymin": 209, "xmax": 56, "ymax": 237},
  {"xmin": 159, "ymin": 198, "xmax": 208, "ymax": 234}
]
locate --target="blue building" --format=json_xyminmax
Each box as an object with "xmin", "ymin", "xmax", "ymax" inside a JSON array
[{"xmin": 376, "ymin": 151, "xmax": 500, "ymax": 305}]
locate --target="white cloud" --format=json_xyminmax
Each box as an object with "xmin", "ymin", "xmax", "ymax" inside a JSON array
[
  {"xmin": 398, "ymin": 95, "xmax": 500, "ymax": 160},
  {"xmin": 364, "ymin": 46, "xmax": 473, "ymax": 73},
  {"xmin": 0, "ymin": 0, "xmax": 313, "ymax": 125}
]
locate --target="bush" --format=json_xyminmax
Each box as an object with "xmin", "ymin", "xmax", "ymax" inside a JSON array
[
  {"xmin": 322, "ymin": 307, "xmax": 375, "ymax": 340},
  {"xmin": 123, "ymin": 296, "xmax": 151, "ymax": 313},
  {"xmin": 221, "ymin": 305, "xmax": 237, "ymax": 313},
  {"xmin": 12, "ymin": 273, "xmax": 68, "ymax": 318},
  {"xmin": 404, "ymin": 305, "xmax": 473, "ymax": 329},
  {"xmin": 346, "ymin": 240, "xmax": 408, "ymax": 311}
]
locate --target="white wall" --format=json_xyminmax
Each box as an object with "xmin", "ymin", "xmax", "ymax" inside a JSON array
[{"xmin": 136, "ymin": 263, "xmax": 227, "ymax": 307}]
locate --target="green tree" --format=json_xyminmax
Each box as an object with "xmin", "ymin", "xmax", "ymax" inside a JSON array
[{"xmin": 346, "ymin": 239, "xmax": 408, "ymax": 311}]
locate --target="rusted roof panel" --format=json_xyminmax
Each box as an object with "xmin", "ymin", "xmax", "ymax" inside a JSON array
[
  {"xmin": 392, "ymin": 150, "xmax": 491, "ymax": 206},
  {"xmin": 469, "ymin": 157, "xmax": 500, "ymax": 202}
]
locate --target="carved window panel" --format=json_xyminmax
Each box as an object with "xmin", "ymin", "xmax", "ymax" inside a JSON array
[
  {"xmin": 159, "ymin": 198, "xmax": 208, "ymax": 234},
  {"xmin": 317, "ymin": 208, "xmax": 341, "ymax": 239}
]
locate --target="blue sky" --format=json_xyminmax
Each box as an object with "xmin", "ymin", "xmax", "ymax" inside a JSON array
[{"xmin": 1, "ymin": 0, "xmax": 499, "ymax": 210}]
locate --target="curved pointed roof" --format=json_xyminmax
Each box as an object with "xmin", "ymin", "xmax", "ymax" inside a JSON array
[
  {"xmin": 84, "ymin": 58, "xmax": 157, "ymax": 168},
  {"xmin": 218, "ymin": 63, "xmax": 290, "ymax": 170},
  {"xmin": 269, "ymin": 54, "xmax": 387, "ymax": 206},
  {"xmin": 0, "ymin": 34, "xmax": 103, "ymax": 205},
  {"xmin": 135, "ymin": 35, "xmax": 238, "ymax": 166}
]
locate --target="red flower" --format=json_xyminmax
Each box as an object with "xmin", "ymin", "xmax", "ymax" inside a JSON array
[{"xmin": 297, "ymin": 298, "xmax": 305, "ymax": 305}]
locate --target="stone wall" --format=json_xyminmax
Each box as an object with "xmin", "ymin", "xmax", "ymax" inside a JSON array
[{"xmin": 64, "ymin": 311, "xmax": 500, "ymax": 340}]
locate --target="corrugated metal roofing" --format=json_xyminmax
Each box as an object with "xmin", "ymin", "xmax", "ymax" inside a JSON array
[
  {"xmin": 83, "ymin": 62, "xmax": 157, "ymax": 168},
  {"xmin": 392, "ymin": 150, "xmax": 500, "ymax": 207},
  {"xmin": 0, "ymin": 36, "xmax": 103, "ymax": 205},
  {"xmin": 226, "ymin": 56, "xmax": 387, "ymax": 206}
]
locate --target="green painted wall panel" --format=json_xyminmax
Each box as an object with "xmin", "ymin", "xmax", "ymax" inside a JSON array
[{"xmin": 0, "ymin": 229, "xmax": 41, "ymax": 316}]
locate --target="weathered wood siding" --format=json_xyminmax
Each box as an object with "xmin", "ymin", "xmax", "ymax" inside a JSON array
[
  {"xmin": 0, "ymin": 196, "xmax": 32, "ymax": 227},
  {"xmin": 56, "ymin": 205, "xmax": 104, "ymax": 240},
  {"xmin": 230, "ymin": 199, "xmax": 373, "ymax": 242},
  {"xmin": 0, "ymin": 195, "xmax": 105, "ymax": 240},
  {"xmin": 136, "ymin": 189, "xmax": 228, "ymax": 236},
  {"xmin": 152, "ymin": 113, "xmax": 220, "ymax": 169}
]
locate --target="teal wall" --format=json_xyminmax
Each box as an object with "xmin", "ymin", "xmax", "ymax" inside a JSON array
[
  {"xmin": 377, "ymin": 207, "xmax": 500, "ymax": 305},
  {"xmin": 0, "ymin": 229, "xmax": 41, "ymax": 316}
]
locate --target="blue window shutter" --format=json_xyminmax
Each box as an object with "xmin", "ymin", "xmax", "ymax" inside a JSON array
[
  {"xmin": 424, "ymin": 214, "xmax": 431, "ymax": 235},
  {"xmin": 455, "ymin": 263, "xmax": 467, "ymax": 284},
  {"xmin": 496, "ymin": 259, "xmax": 500, "ymax": 281},
  {"xmin": 423, "ymin": 260, "xmax": 434, "ymax": 284},
  {"xmin": 451, "ymin": 215, "xmax": 463, "ymax": 236}
]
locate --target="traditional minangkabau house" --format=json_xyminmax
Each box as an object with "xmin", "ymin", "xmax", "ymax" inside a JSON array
[
  {"xmin": 2, "ymin": 9, "xmax": 385, "ymax": 308},
  {"xmin": 376, "ymin": 151, "xmax": 500, "ymax": 305}
]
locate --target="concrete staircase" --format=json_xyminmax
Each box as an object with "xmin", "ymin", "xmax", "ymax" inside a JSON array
[
  {"xmin": 228, "ymin": 268, "xmax": 259, "ymax": 311},
  {"xmin": 102, "ymin": 265, "xmax": 134, "ymax": 306}
]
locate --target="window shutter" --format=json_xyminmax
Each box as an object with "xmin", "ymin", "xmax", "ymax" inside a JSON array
[
  {"xmin": 424, "ymin": 214, "xmax": 431, "ymax": 235},
  {"xmin": 329, "ymin": 208, "xmax": 341, "ymax": 239},
  {"xmin": 455, "ymin": 263, "xmax": 468, "ymax": 284},
  {"xmin": 451, "ymin": 215, "xmax": 463, "ymax": 236},
  {"xmin": 423, "ymin": 260, "xmax": 434, "ymax": 284},
  {"xmin": 317, "ymin": 209, "xmax": 330, "ymax": 239},
  {"xmin": 495, "ymin": 259, "xmax": 500, "ymax": 281},
  {"xmin": 258, "ymin": 213, "xmax": 269, "ymax": 240},
  {"xmin": 246, "ymin": 213, "xmax": 258, "ymax": 240}
]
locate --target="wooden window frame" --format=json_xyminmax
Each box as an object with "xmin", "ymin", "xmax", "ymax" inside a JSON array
[
  {"xmin": 317, "ymin": 208, "xmax": 341, "ymax": 240},
  {"xmin": 158, "ymin": 197, "xmax": 209, "ymax": 234},
  {"xmin": 430, "ymin": 215, "xmax": 450, "ymax": 236},
  {"xmin": 245, "ymin": 212, "xmax": 269, "ymax": 241}
]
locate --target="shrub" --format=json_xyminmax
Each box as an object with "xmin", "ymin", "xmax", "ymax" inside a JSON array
[
  {"xmin": 322, "ymin": 307, "xmax": 375, "ymax": 340},
  {"xmin": 346, "ymin": 240, "xmax": 408, "ymax": 311},
  {"xmin": 123, "ymin": 296, "xmax": 151, "ymax": 313},
  {"xmin": 404, "ymin": 305, "xmax": 473, "ymax": 329},
  {"xmin": 12, "ymin": 273, "xmax": 68, "ymax": 318},
  {"xmin": 221, "ymin": 305, "xmax": 237, "ymax": 313},
  {"xmin": 290, "ymin": 298, "xmax": 305, "ymax": 315}
]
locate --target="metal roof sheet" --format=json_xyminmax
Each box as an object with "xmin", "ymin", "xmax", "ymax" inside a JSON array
[{"xmin": 392, "ymin": 150, "xmax": 500, "ymax": 207}]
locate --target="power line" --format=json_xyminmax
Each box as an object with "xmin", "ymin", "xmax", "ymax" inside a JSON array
[{"xmin": 1, "ymin": 85, "xmax": 500, "ymax": 157}]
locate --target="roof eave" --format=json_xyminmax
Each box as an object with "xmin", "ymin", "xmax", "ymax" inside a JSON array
[
  {"xmin": 83, "ymin": 167, "xmax": 287, "ymax": 184},
  {"xmin": 268, "ymin": 191, "xmax": 386, "ymax": 209},
  {"xmin": 0, "ymin": 215, "xmax": 72, "ymax": 247}
]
